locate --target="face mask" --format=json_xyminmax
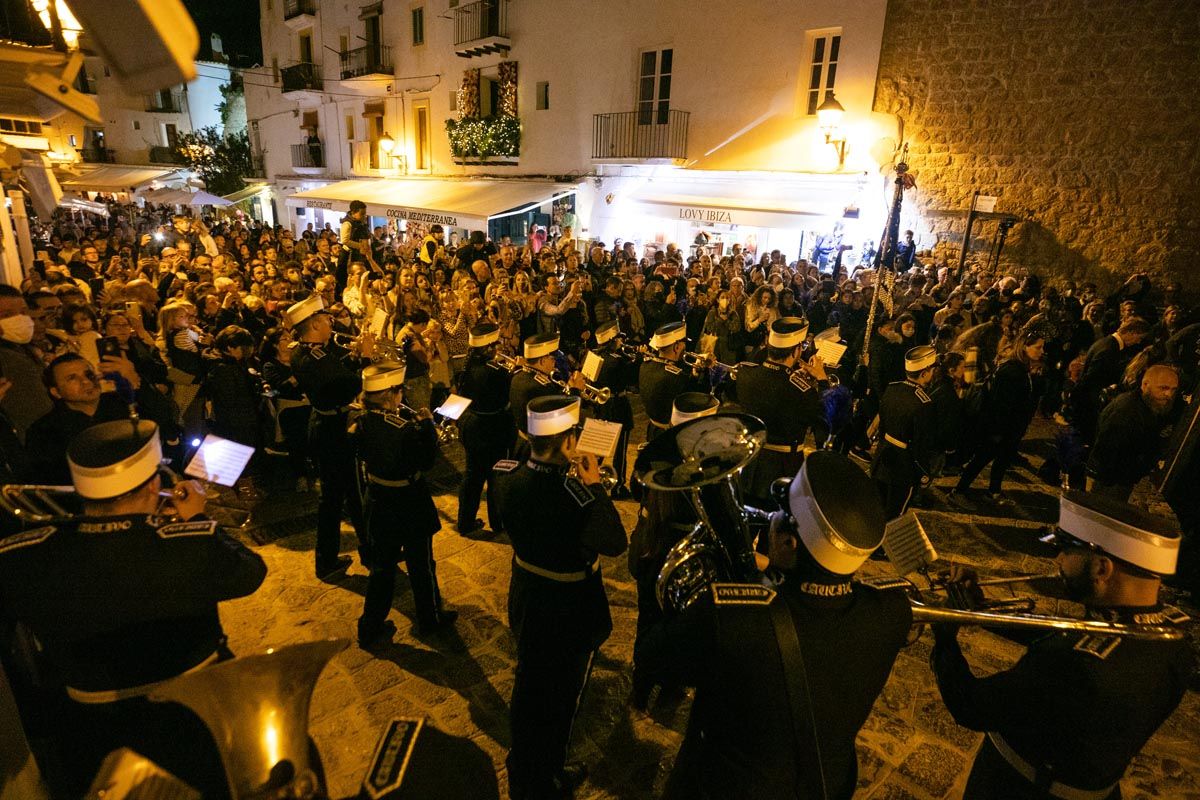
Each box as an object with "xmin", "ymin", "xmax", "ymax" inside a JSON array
[{"xmin": 0, "ymin": 314, "xmax": 35, "ymax": 344}]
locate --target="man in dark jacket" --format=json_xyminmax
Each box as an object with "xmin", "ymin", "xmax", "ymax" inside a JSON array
[
  {"xmin": 1070, "ymin": 318, "xmax": 1150, "ymax": 441},
  {"xmin": 1087, "ymin": 364, "xmax": 1180, "ymax": 501}
]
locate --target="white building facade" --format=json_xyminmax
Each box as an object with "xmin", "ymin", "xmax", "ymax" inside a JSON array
[{"xmin": 248, "ymin": 0, "xmax": 899, "ymax": 258}]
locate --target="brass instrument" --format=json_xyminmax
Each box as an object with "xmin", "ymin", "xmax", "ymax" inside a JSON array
[
  {"xmin": 489, "ymin": 351, "xmax": 525, "ymax": 373},
  {"xmin": 331, "ymin": 331, "xmax": 404, "ymax": 361},
  {"xmin": 488, "ymin": 352, "xmax": 611, "ymax": 404},
  {"xmin": 567, "ymin": 460, "xmax": 618, "ymax": 492},
  {"xmin": 634, "ymin": 413, "xmax": 767, "ymax": 612},
  {"xmin": 1, "ymin": 483, "xmax": 186, "ymax": 524},
  {"xmin": 681, "ymin": 351, "xmax": 738, "ymax": 374},
  {"xmin": 147, "ymin": 638, "xmax": 348, "ymax": 798},
  {"xmin": 398, "ymin": 402, "xmax": 459, "ymax": 444}
]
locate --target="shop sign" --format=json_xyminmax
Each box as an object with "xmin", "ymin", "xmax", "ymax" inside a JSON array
[
  {"xmin": 305, "ymin": 199, "xmax": 333, "ymax": 209},
  {"xmin": 384, "ymin": 208, "xmax": 460, "ymax": 226},
  {"xmin": 678, "ymin": 207, "xmax": 734, "ymax": 224}
]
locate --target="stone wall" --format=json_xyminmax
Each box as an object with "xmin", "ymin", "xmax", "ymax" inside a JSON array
[{"xmin": 873, "ymin": 0, "xmax": 1200, "ymax": 293}]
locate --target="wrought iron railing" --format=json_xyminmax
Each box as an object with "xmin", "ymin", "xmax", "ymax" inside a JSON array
[
  {"xmin": 291, "ymin": 142, "xmax": 325, "ymax": 168},
  {"xmin": 453, "ymin": 0, "xmax": 508, "ymax": 45},
  {"xmin": 145, "ymin": 89, "xmax": 184, "ymax": 113},
  {"xmin": 339, "ymin": 45, "xmax": 392, "ymax": 80},
  {"xmin": 281, "ymin": 62, "xmax": 323, "ymax": 93},
  {"xmin": 148, "ymin": 146, "xmax": 185, "ymax": 164},
  {"xmin": 81, "ymin": 147, "xmax": 115, "ymax": 164},
  {"xmin": 592, "ymin": 109, "xmax": 689, "ymax": 160}
]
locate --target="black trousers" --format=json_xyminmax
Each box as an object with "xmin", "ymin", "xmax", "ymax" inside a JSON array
[
  {"xmin": 506, "ymin": 645, "xmax": 595, "ymax": 798},
  {"xmin": 964, "ymin": 737, "xmax": 1120, "ymax": 800},
  {"xmin": 278, "ymin": 405, "xmax": 312, "ymax": 480},
  {"xmin": 360, "ymin": 525, "xmax": 441, "ymax": 633},
  {"xmin": 595, "ymin": 396, "xmax": 633, "ymax": 488},
  {"xmin": 311, "ymin": 416, "xmax": 365, "ymax": 567},
  {"xmin": 457, "ymin": 410, "xmax": 515, "ymax": 530},
  {"xmin": 874, "ymin": 478, "xmax": 916, "ymax": 520},
  {"xmin": 956, "ymin": 433, "xmax": 1021, "ymax": 495}
]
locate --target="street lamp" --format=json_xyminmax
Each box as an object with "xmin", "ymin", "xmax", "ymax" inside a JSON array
[
  {"xmin": 816, "ymin": 92, "xmax": 847, "ymax": 169},
  {"xmin": 379, "ymin": 131, "xmax": 396, "ymax": 155},
  {"xmin": 377, "ymin": 131, "xmax": 406, "ymax": 173}
]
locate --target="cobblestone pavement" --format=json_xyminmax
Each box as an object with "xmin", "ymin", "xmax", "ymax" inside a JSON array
[{"xmin": 221, "ymin": 415, "xmax": 1200, "ymax": 800}]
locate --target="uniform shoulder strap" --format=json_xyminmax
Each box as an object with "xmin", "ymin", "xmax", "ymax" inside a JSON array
[
  {"xmin": 493, "ymin": 458, "xmax": 520, "ymax": 473},
  {"xmin": 156, "ymin": 520, "xmax": 219, "ymax": 538},
  {"xmin": 0, "ymin": 525, "xmax": 56, "ymax": 554},
  {"xmin": 711, "ymin": 582, "xmax": 776, "ymax": 605}
]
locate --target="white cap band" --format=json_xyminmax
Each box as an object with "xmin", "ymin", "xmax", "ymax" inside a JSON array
[
  {"xmin": 1059, "ymin": 494, "xmax": 1179, "ymax": 575},
  {"xmin": 70, "ymin": 433, "xmax": 162, "ymax": 501},
  {"xmin": 527, "ymin": 397, "xmax": 581, "ymax": 436}
]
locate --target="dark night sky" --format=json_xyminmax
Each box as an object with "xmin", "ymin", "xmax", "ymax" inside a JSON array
[{"xmin": 184, "ymin": 0, "xmax": 263, "ymax": 66}]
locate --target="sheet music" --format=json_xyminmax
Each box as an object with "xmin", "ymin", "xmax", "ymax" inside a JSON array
[
  {"xmin": 184, "ymin": 434, "xmax": 255, "ymax": 487},
  {"xmin": 883, "ymin": 511, "xmax": 937, "ymax": 576},
  {"xmin": 814, "ymin": 339, "xmax": 847, "ymax": 368},
  {"xmin": 369, "ymin": 307, "xmax": 388, "ymax": 337},
  {"xmin": 581, "ymin": 351, "xmax": 604, "ymax": 383},
  {"xmin": 575, "ymin": 418, "xmax": 622, "ymax": 459},
  {"xmin": 435, "ymin": 393, "xmax": 472, "ymax": 421}
]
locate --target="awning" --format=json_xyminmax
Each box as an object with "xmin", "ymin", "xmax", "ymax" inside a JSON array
[
  {"xmin": 626, "ymin": 174, "xmax": 868, "ymax": 230},
  {"xmin": 60, "ymin": 165, "xmax": 180, "ymax": 193},
  {"xmin": 58, "ymin": 196, "xmax": 109, "ymax": 216},
  {"xmin": 222, "ymin": 182, "xmax": 270, "ymax": 204},
  {"xmin": 284, "ymin": 178, "xmax": 578, "ymax": 230}
]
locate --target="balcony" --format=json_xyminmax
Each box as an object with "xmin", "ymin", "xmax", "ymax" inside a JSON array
[
  {"xmin": 339, "ymin": 44, "xmax": 392, "ymax": 80},
  {"xmin": 592, "ymin": 109, "xmax": 689, "ymax": 163},
  {"xmin": 446, "ymin": 115, "xmax": 519, "ymax": 165},
  {"xmin": 291, "ymin": 142, "xmax": 326, "ymax": 174},
  {"xmin": 248, "ymin": 152, "xmax": 266, "ymax": 179},
  {"xmin": 281, "ymin": 62, "xmax": 323, "ymax": 102},
  {"xmin": 350, "ymin": 140, "xmax": 382, "ymax": 175},
  {"xmin": 283, "ymin": 0, "xmax": 317, "ymax": 29},
  {"xmin": 81, "ymin": 147, "xmax": 115, "ymax": 164},
  {"xmin": 145, "ymin": 89, "xmax": 184, "ymax": 114},
  {"xmin": 148, "ymin": 145, "xmax": 185, "ymax": 165},
  {"xmin": 453, "ymin": 0, "xmax": 510, "ymax": 58}
]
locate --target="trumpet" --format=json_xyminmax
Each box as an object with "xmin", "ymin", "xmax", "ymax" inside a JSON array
[
  {"xmin": 682, "ymin": 351, "xmax": 739, "ymax": 380},
  {"xmin": 568, "ymin": 459, "xmax": 619, "ymax": 493},
  {"xmin": 396, "ymin": 402, "xmax": 459, "ymax": 444},
  {"xmin": 490, "ymin": 351, "xmax": 525, "ymax": 373},
  {"xmin": 330, "ymin": 331, "xmax": 404, "ymax": 360}
]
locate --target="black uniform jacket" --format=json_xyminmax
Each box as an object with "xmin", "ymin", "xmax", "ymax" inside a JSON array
[
  {"xmin": 493, "ymin": 458, "xmax": 627, "ymax": 653},
  {"xmin": 0, "ymin": 514, "xmax": 266, "ymax": 691},
  {"xmin": 457, "ymin": 356, "xmax": 512, "ymax": 414},
  {"xmin": 735, "ymin": 360, "xmax": 825, "ymax": 446},
  {"xmin": 291, "ymin": 340, "xmax": 363, "ymax": 413},
  {"xmin": 508, "ymin": 369, "xmax": 563, "ymax": 434},
  {"xmin": 638, "ymin": 577, "xmax": 912, "ymax": 800},
  {"xmin": 933, "ymin": 604, "xmax": 1193, "ymax": 793},
  {"xmin": 639, "ymin": 358, "xmax": 706, "ymax": 427},
  {"xmin": 871, "ymin": 380, "xmax": 935, "ymax": 485},
  {"xmin": 357, "ymin": 409, "xmax": 441, "ymax": 540}
]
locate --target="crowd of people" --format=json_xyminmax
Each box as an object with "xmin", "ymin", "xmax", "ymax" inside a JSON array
[{"xmin": 0, "ymin": 194, "xmax": 1196, "ymax": 799}]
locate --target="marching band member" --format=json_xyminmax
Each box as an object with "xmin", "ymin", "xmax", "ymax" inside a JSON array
[
  {"xmin": 586, "ymin": 320, "xmax": 636, "ymax": 498},
  {"xmin": 354, "ymin": 362, "xmax": 456, "ymax": 647},
  {"xmin": 735, "ymin": 316, "xmax": 829, "ymax": 510},
  {"xmin": 932, "ymin": 492, "xmax": 1193, "ymax": 800},
  {"xmin": 636, "ymin": 451, "xmax": 912, "ymax": 799},
  {"xmin": 629, "ymin": 391, "xmax": 719, "ymax": 710},
  {"xmin": 492, "ymin": 395, "xmax": 627, "ymax": 800},
  {"xmin": 454, "ymin": 321, "xmax": 516, "ymax": 535},
  {"xmin": 508, "ymin": 332, "xmax": 584, "ymax": 460},
  {"xmin": 288, "ymin": 294, "xmax": 374, "ymax": 578},
  {"xmin": 870, "ymin": 344, "xmax": 938, "ymax": 520},
  {"xmin": 639, "ymin": 322, "xmax": 707, "ymax": 441},
  {"xmin": 0, "ymin": 420, "xmax": 266, "ymax": 794}
]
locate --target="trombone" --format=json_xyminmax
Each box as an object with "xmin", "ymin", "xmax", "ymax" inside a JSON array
[{"xmin": 489, "ymin": 351, "xmax": 612, "ymax": 404}]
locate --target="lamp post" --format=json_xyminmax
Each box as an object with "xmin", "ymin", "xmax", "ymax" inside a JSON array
[
  {"xmin": 816, "ymin": 92, "xmax": 848, "ymax": 169},
  {"xmin": 378, "ymin": 132, "xmax": 406, "ymax": 173}
]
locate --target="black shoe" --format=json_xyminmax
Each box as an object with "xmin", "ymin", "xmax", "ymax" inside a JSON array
[
  {"xmin": 315, "ymin": 555, "xmax": 352, "ymax": 580},
  {"xmin": 456, "ymin": 518, "xmax": 485, "ymax": 535},
  {"xmin": 357, "ymin": 619, "xmax": 396, "ymax": 648},
  {"xmin": 987, "ymin": 492, "xmax": 1016, "ymax": 508},
  {"xmin": 416, "ymin": 609, "xmax": 459, "ymax": 637},
  {"xmin": 611, "ymin": 485, "xmax": 632, "ymax": 500},
  {"xmin": 555, "ymin": 762, "xmax": 588, "ymax": 793}
]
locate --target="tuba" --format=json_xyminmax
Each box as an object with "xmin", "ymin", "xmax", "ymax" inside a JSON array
[
  {"xmin": 145, "ymin": 638, "xmax": 348, "ymax": 799},
  {"xmin": 634, "ymin": 413, "xmax": 767, "ymax": 612}
]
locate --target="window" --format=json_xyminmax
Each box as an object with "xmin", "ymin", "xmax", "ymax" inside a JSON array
[
  {"xmin": 132, "ymin": 120, "xmax": 140, "ymax": 130},
  {"xmin": 272, "ymin": 56, "xmax": 280, "ymax": 83},
  {"xmin": 68, "ymin": 134, "xmax": 78, "ymax": 147},
  {"xmin": 103, "ymin": 64, "xmax": 110, "ymax": 77},
  {"xmin": 411, "ymin": 7, "xmax": 425, "ymax": 46},
  {"xmin": 345, "ymin": 114, "xmax": 355, "ymax": 141},
  {"xmin": 536, "ymin": 82, "xmax": 549, "ymax": 110},
  {"xmin": 299, "ymin": 31, "xmax": 313, "ymax": 64},
  {"xmin": 805, "ymin": 31, "xmax": 840, "ymax": 116},
  {"xmin": 449, "ymin": 90, "xmax": 457, "ymax": 113},
  {"xmin": 637, "ymin": 48, "xmax": 672, "ymax": 125},
  {"xmin": 413, "ymin": 101, "xmax": 431, "ymax": 171},
  {"xmin": 339, "ymin": 34, "xmax": 349, "ymax": 55}
]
